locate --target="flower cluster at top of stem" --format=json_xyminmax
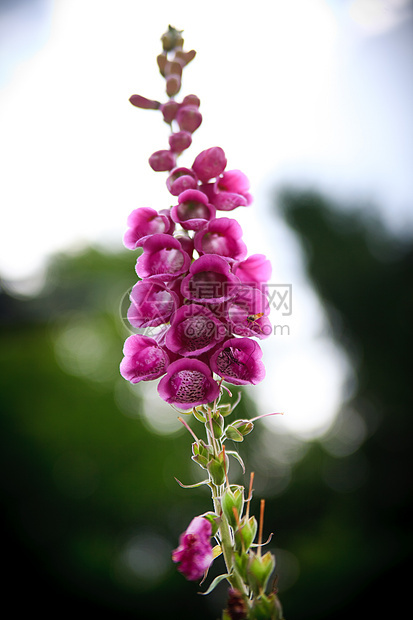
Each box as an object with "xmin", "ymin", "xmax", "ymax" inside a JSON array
[{"xmin": 120, "ymin": 26, "xmax": 273, "ymax": 412}]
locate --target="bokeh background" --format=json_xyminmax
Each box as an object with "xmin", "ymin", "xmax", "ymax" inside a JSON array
[{"xmin": 1, "ymin": 1, "xmax": 412, "ymax": 618}]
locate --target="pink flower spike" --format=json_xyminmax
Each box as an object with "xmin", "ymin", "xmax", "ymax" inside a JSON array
[
  {"xmin": 172, "ymin": 516, "xmax": 213, "ymax": 581},
  {"xmin": 171, "ymin": 189, "xmax": 216, "ymax": 231},
  {"xmin": 194, "ymin": 217, "xmax": 248, "ymax": 260},
  {"xmin": 158, "ymin": 358, "xmax": 220, "ymax": 410},
  {"xmin": 149, "ymin": 149, "xmax": 176, "ymax": 172},
  {"xmin": 192, "ymin": 147, "xmax": 227, "ymax": 183},
  {"xmin": 123, "ymin": 207, "xmax": 173, "ymax": 250}
]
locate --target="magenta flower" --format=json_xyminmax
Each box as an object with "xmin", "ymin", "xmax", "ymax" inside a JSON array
[
  {"xmin": 213, "ymin": 169, "xmax": 253, "ymax": 210},
  {"xmin": 158, "ymin": 358, "xmax": 220, "ymax": 410},
  {"xmin": 181, "ymin": 254, "xmax": 240, "ymax": 304},
  {"xmin": 120, "ymin": 335, "xmax": 170, "ymax": 383},
  {"xmin": 192, "ymin": 147, "xmax": 227, "ymax": 183},
  {"xmin": 169, "ymin": 131, "xmax": 192, "ymax": 153},
  {"xmin": 227, "ymin": 285, "xmax": 272, "ymax": 339},
  {"xmin": 172, "ymin": 516, "xmax": 213, "ymax": 581},
  {"xmin": 210, "ymin": 337, "xmax": 265, "ymax": 385},
  {"xmin": 233, "ymin": 254, "xmax": 272, "ymax": 286},
  {"xmin": 123, "ymin": 207, "xmax": 174, "ymax": 250},
  {"xmin": 166, "ymin": 167, "xmax": 198, "ymax": 196},
  {"xmin": 176, "ymin": 104, "xmax": 202, "ymax": 133},
  {"xmin": 148, "ymin": 149, "xmax": 176, "ymax": 171},
  {"xmin": 165, "ymin": 303, "xmax": 228, "ymax": 356},
  {"xmin": 171, "ymin": 189, "xmax": 216, "ymax": 231},
  {"xmin": 135, "ymin": 233, "xmax": 191, "ymax": 280},
  {"xmin": 193, "ymin": 217, "xmax": 248, "ymax": 260},
  {"xmin": 127, "ymin": 279, "xmax": 179, "ymax": 328}
]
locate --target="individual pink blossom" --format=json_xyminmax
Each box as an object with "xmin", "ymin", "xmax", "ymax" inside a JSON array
[
  {"xmin": 120, "ymin": 335, "xmax": 170, "ymax": 383},
  {"xmin": 180, "ymin": 254, "xmax": 240, "ymax": 304},
  {"xmin": 148, "ymin": 149, "xmax": 176, "ymax": 171},
  {"xmin": 233, "ymin": 254, "xmax": 272, "ymax": 286},
  {"xmin": 127, "ymin": 279, "xmax": 179, "ymax": 328},
  {"xmin": 210, "ymin": 337, "xmax": 265, "ymax": 385},
  {"xmin": 123, "ymin": 207, "xmax": 173, "ymax": 250},
  {"xmin": 158, "ymin": 358, "xmax": 220, "ymax": 410},
  {"xmin": 227, "ymin": 285, "xmax": 272, "ymax": 339},
  {"xmin": 176, "ymin": 104, "xmax": 202, "ymax": 133},
  {"xmin": 168, "ymin": 131, "xmax": 192, "ymax": 153},
  {"xmin": 135, "ymin": 233, "xmax": 191, "ymax": 280},
  {"xmin": 215, "ymin": 170, "xmax": 253, "ymax": 205},
  {"xmin": 172, "ymin": 516, "xmax": 213, "ymax": 581},
  {"xmin": 193, "ymin": 217, "xmax": 248, "ymax": 260},
  {"xmin": 165, "ymin": 303, "xmax": 228, "ymax": 356},
  {"xmin": 171, "ymin": 189, "xmax": 216, "ymax": 231},
  {"xmin": 192, "ymin": 147, "xmax": 227, "ymax": 183},
  {"xmin": 166, "ymin": 167, "xmax": 198, "ymax": 196}
]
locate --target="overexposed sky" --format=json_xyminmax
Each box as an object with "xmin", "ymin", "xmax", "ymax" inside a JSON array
[{"xmin": 1, "ymin": 0, "xmax": 412, "ymax": 436}]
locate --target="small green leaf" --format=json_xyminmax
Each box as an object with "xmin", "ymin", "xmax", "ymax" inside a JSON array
[
  {"xmin": 199, "ymin": 572, "xmax": 230, "ymax": 595},
  {"xmin": 174, "ymin": 477, "xmax": 210, "ymax": 489},
  {"xmin": 226, "ymin": 450, "xmax": 246, "ymax": 474}
]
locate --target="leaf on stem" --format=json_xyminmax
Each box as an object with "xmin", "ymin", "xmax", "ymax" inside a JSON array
[
  {"xmin": 174, "ymin": 477, "xmax": 210, "ymax": 489},
  {"xmin": 226, "ymin": 450, "xmax": 246, "ymax": 473},
  {"xmin": 199, "ymin": 572, "xmax": 230, "ymax": 596}
]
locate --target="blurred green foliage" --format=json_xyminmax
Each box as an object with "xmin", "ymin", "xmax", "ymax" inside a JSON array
[{"xmin": 1, "ymin": 188, "xmax": 412, "ymax": 619}]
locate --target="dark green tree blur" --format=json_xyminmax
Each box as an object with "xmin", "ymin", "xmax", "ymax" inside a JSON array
[{"xmin": 1, "ymin": 187, "xmax": 412, "ymax": 618}]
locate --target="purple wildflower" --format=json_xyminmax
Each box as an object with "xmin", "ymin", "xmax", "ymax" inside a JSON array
[
  {"xmin": 172, "ymin": 516, "xmax": 213, "ymax": 581},
  {"xmin": 120, "ymin": 335, "xmax": 170, "ymax": 383},
  {"xmin": 123, "ymin": 207, "xmax": 174, "ymax": 250},
  {"xmin": 210, "ymin": 337, "xmax": 265, "ymax": 385},
  {"xmin": 193, "ymin": 217, "xmax": 248, "ymax": 260},
  {"xmin": 227, "ymin": 285, "xmax": 272, "ymax": 339},
  {"xmin": 127, "ymin": 279, "xmax": 179, "ymax": 328},
  {"xmin": 192, "ymin": 147, "xmax": 227, "ymax": 183},
  {"xmin": 233, "ymin": 254, "xmax": 272, "ymax": 286},
  {"xmin": 171, "ymin": 189, "xmax": 216, "ymax": 231},
  {"xmin": 135, "ymin": 233, "xmax": 191, "ymax": 280},
  {"xmin": 157, "ymin": 358, "xmax": 220, "ymax": 410},
  {"xmin": 165, "ymin": 303, "xmax": 228, "ymax": 356},
  {"xmin": 180, "ymin": 254, "xmax": 240, "ymax": 304},
  {"xmin": 166, "ymin": 166, "xmax": 198, "ymax": 196}
]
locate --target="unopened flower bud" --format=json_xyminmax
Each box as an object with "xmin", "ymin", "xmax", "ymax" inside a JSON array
[
  {"xmin": 221, "ymin": 485, "xmax": 244, "ymax": 529},
  {"xmin": 166, "ymin": 74, "xmax": 181, "ymax": 97},
  {"xmin": 224, "ymin": 588, "xmax": 248, "ymax": 620},
  {"xmin": 175, "ymin": 49, "xmax": 196, "ymax": 67},
  {"xmin": 211, "ymin": 410, "xmax": 224, "ymax": 439},
  {"xmin": 176, "ymin": 105, "xmax": 202, "ymax": 133},
  {"xmin": 161, "ymin": 25, "xmax": 184, "ymax": 52},
  {"xmin": 247, "ymin": 551, "xmax": 275, "ymax": 595},
  {"xmin": 129, "ymin": 94, "xmax": 160, "ymax": 110},
  {"xmin": 169, "ymin": 131, "xmax": 192, "ymax": 153},
  {"xmin": 157, "ymin": 53, "xmax": 167, "ymax": 76},
  {"xmin": 225, "ymin": 419, "xmax": 254, "ymax": 442},
  {"xmin": 149, "ymin": 149, "xmax": 176, "ymax": 172},
  {"xmin": 192, "ymin": 440, "xmax": 211, "ymax": 469},
  {"xmin": 192, "ymin": 147, "xmax": 227, "ymax": 183},
  {"xmin": 250, "ymin": 592, "xmax": 283, "ymax": 620},
  {"xmin": 218, "ymin": 402, "xmax": 233, "ymax": 417},
  {"xmin": 182, "ymin": 94, "xmax": 200, "ymax": 108},
  {"xmin": 160, "ymin": 100, "xmax": 180, "ymax": 124},
  {"xmin": 207, "ymin": 450, "xmax": 228, "ymax": 486},
  {"xmin": 235, "ymin": 516, "xmax": 257, "ymax": 552}
]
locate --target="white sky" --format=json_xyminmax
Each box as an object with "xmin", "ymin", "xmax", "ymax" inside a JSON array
[{"xmin": 1, "ymin": 0, "xmax": 412, "ymax": 437}]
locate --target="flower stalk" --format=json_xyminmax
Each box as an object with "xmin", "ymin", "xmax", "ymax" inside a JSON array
[{"xmin": 121, "ymin": 25, "xmax": 284, "ymax": 620}]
